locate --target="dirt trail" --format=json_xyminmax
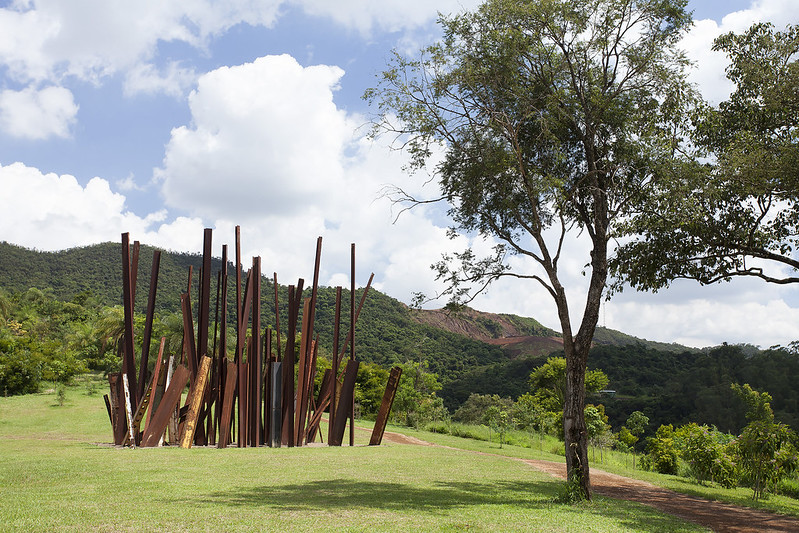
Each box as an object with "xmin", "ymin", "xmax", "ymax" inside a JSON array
[{"xmin": 380, "ymin": 431, "xmax": 799, "ymax": 533}]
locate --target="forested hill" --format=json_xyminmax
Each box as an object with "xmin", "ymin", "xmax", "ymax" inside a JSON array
[
  {"xmin": 7, "ymin": 239, "xmax": 799, "ymax": 435},
  {"xmin": 0, "ymin": 239, "xmax": 696, "ymax": 383}
]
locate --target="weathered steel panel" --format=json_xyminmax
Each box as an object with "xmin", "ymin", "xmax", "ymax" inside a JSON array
[
  {"xmin": 180, "ymin": 355, "xmax": 212, "ymax": 449},
  {"xmin": 141, "ymin": 365, "xmax": 190, "ymax": 447},
  {"xmin": 330, "ymin": 359, "xmax": 359, "ymax": 446},
  {"xmin": 369, "ymin": 366, "xmax": 403, "ymax": 445}
]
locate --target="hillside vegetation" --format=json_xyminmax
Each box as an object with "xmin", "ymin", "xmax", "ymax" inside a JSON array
[{"xmin": 3, "ymin": 240, "xmax": 799, "ymax": 436}]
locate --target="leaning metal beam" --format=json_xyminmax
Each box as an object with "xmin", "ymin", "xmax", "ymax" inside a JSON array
[
  {"xmin": 142, "ymin": 364, "xmax": 190, "ymax": 447},
  {"xmin": 369, "ymin": 366, "xmax": 403, "ymax": 445},
  {"xmin": 181, "ymin": 355, "xmax": 212, "ymax": 449}
]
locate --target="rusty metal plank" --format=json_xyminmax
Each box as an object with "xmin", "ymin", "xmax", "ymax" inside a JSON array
[
  {"xmin": 281, "ymin": 283, "xmax": 300, "ymax": 446},
  {"xmin": 108, "ymin": 373, "xmax": 125, "ymax": 445},
  {"xmin": 181, "ymin": 292, "xmax": 198, "ymax": 379},
  {"xmin": 180, "ymin": 355, "xmax": 212, "ymax": 449},
  {"xmin": 121, "ymin": 374, "xmax": 135, "ymax": 446},
  {"xmin": 294, "ymin": 297, "xmax": 311, "ymax": 445},
  {"xmin": 217, "ymin": 360, "xmax": 237, "ymax": 448},
  {"xmin": 252, "ymin": 257, "xmax": 262, "ymax": 447},
  {"xmin": 269, "ymin": 361, "xmax": 282, "ymax": 447},
  {"xmin": 349, "ymin": 244, "xmax": 355, "ymax": 446},
  {"xmin": 328, "ymin": 286, "xmax": 342, "ymax": 443},
  {"xmin": 120, "ymin": 233, "xmax": 138, "ymax": 407},
  {"xmin": 369, "ymin": 366, "xmax": 403, "ymax": 445},
  {"xmin": 273, "ymin": 273, "xmax": 281, "ymax": 360},
  {"xmin": 143, "ymin": 337, "xmax": 165, "ymax": 437},
  {"xmin": 307, "ymin": 368, "xmax": 332, "ymax": 443},
  {"xmin": 137, "ymin": 249, "xmax": 161, "ymax": 403},
  {"xmin": 330, "ymin": 359, "xmax": 359, "ymax": 446},
  {"xmin": 141, "ymin": 364, "xmax": 190, "ymax": 447}
]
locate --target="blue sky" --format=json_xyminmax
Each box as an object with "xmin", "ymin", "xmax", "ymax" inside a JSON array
[{"xmin": 0, "ymin": 0, "xmax": 797, "ymax": 348}]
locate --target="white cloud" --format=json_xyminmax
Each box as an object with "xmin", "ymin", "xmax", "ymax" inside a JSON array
[
  {"xmin": 0, "ymin": 0, "xmax": 284, "ymax": 86},
  {"xmin": 682, "ymin": 0, "xmax": 798, "ymax": 104},
  {"xmin": 0, "ymin": 85, "xmax": 78, "ymax": 139},
  {"xmin": 0, "ymin": 161, "xmax": 204, "ymax": 251},
  {"xmin": 156, "ymin": 54, "xmax": 351, "ymax": 221},
  {"xmin": 293, "ymin": 0, "xmax": 482, "ymax": 34},
  {"xmin": 123, "ymin": 61, "xmax": 197, "ymax": 98}
]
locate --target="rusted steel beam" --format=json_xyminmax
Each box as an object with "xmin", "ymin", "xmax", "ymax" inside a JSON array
[
  {"xmin": 121, "ymin": 374, "xmax": 135, "ymax": 447},
  {"xmin": 369, "ymin": 366, "xmax": 403, "ymax": 445},
  {"xmin": 349, "ymin": 244, "xmax": 356, "ymax": 446},
  {"xmin": 208, "ymin": 270, "xmax": 222, "ymax": 446},
  {"xmin": 252, "ymin": 257, "xmax": 262, "ymax": 447},
  {"xmin": 215, "ymin": 245, "xmax": 228, "ymax": 445},
  {"xmin": 269, "ymin": 361, "xmax": 282, "ymax": 447},
  {"xmin": 307, "ymin": 368, "xmax": 333, "ymax": 443},
  {"xmin": 236, "ymin": 270, "xmax": 253, "ymax": 447},
  {"xmin": 197, "ymin": 229, "xmax": 212, "ymax": 362},
  {"xmin": 108, "ymin": 373, "xmax": 126, "ymax": 445},
  {"xmin": 217, "ymin": 360, "xmax": 238, "ymax": 448},
  {"xmin": 124, "ymin": 373, "xmax": 154, "ymax": 446},
  {"xmin": 330, "ymin": 359, "xmax": 359, "ymax": 446},
  {"xmin": 335, "ymin": 273, "xmax": 374, "ymax": 368},
  {"xmin": 120, "ymin": 233, "xmax": 138, "ymax": 407},
  {"xmin": 130, "ymin": 240, "xmax": 140, "ymax": 301},
  {"xmin": 260, "ymin": 325, "xmax": 275, "ymax": 446},
  {"xmin": 273, "ymin": 273, "xmax": 281, "ymax": 360},
  {"xmin": 164, "ymin": 355, "xmax": 178, "ymax": 446},
  {"xmin": 144, "ymin": 337, "xmax": 166, "ymax": 436},
  {"xmin": 302, "ymin": 338, "xmax": 319, "ymax": 443},
  {"xmin": 181, "ymin": 292, "xmax": 198, "ymax": 379},
  {"xmin": 137, "ymin": 250, "xmax": 161, "ymax": 403},
  {"xmin": 328, "ymin": 286, "xmax": 342, "ymax": 444},
  {"xmin": 294, "ymin": 297, "xmax": 311, "ymax": 446},
  {"xmin": 281, "ymin": 282, "xmax": 301, "ymax": 446},
  {"xmin": 141, "ymin": 364, "xmax": 190, "ymax": 447},
  {"xmin": 180, "ymin": 355, "xmax": 212, "ymax": 449}
]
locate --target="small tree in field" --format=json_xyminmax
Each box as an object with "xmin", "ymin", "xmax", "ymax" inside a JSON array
[{"xmin": 733, "ymin": 384, "xmax": 799, "ymax": 500}]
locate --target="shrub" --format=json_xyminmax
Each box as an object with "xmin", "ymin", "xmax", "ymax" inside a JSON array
[{"xmin": 642, "ymin": 424, "xmax": 679, "ymax": 475}]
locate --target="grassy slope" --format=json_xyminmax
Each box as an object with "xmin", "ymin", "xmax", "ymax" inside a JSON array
[
  {"xmin": 392, "ymin": 425, "xmax": 799, "ymax": 520},
  {"xmin": 0, "ymin": 382, "xmax": 706, "ymax": 532}
]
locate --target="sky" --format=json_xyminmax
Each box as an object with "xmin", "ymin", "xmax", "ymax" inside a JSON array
[{"xmin": 0, "ymin": 0, "xmax": 797, "ymax": 349}]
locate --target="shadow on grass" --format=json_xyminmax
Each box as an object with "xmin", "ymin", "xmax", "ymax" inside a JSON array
[{"xmin": 178, "ymin": 478, "xmax": 702, "ymax": 531}]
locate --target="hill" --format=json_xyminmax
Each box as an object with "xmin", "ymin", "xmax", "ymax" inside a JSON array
[{"xmin": 5, "ymin": 240, "xmax": 799, "ymax": 435}]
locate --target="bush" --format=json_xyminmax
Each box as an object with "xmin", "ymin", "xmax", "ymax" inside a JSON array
[
  {"xmin": 675, "ymin": 423, "xmax": 738, "ymax": 488},
  {"xmin": 642, "ymin": 424, "xmax": 679, "ymax": 475}
]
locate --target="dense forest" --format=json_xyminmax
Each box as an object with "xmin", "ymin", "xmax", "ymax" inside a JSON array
[{"xmin": 2, "ymin": 240, "xmax": 799, "ymax": 437}]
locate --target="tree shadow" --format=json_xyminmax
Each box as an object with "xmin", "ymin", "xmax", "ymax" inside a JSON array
[{"xmin": 173, "ymin": 478, "xmax": 704, "ymax": 530}]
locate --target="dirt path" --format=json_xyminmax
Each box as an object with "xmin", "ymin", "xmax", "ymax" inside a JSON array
[{"xmin": 380, "ymin": 431, "xmax": 799, "ymax": 533}]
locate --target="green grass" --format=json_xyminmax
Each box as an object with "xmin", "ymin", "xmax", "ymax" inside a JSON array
[
  {"xmin": 0, "ymin": 384, "xmax": 708, "ymax": 532},
  {"xmin": 396, "ymin": 421, "xmax": 799, "ymax": 520}
]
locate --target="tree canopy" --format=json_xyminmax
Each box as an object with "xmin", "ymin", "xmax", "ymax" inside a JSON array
[
  {"xmin": 612, "ymin": 23, "xmax": 799, "ymax": 290},
  {"xmin": 366, "ymin": 0, "xmax": 693, "ymax": 498}
]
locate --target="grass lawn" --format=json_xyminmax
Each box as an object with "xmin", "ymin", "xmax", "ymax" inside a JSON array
[
  {"xmin": 0, "ymin": 383, "xmax": 708, "ymax": 532},
  {"xmin": 393, "ymin": 423, "xmax": 799, "ymax": 520}
]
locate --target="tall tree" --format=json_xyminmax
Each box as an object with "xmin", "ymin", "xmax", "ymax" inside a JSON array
[
  {"xmin": 612, "ymin": 23, "xmax": 799, "ymax": 289},
  {"xmin": 366, "ymin": 0, "xmax": 693, "ymax": 498}
]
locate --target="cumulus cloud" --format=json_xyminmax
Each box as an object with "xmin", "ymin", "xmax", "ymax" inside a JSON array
[
  {"xmin": 0, "ymin": 161, "xmax": 205, "ymax": 251},
  {"xmin": 0, "ymin": 0, "xmax": 284, "ymax": 85},
  {"xmin": 0, "ymin": 86, "xmax": 78, "ymax": 139},
  {"xmin": 682, "ymin": 0, "xmax": 798, "ymax": 104},
  {"xmin": 156, "ymin": 54, "xmax": 352, "ymax": 220}
]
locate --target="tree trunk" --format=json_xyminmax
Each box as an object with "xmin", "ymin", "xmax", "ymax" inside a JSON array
[{"xmin": 563, "ymin": 341, "xmax": 591, "ymax": 499}]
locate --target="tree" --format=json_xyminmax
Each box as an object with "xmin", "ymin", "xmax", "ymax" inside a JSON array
[
  {"xmin": 612, "ymin": 23, "xmax": 799, "ymax": 290},
  {"xmin": 366, "ymin": 0, "xmax": 693, "ymax": 498},
  {"xmin": 528, "ymin": 356, "xmax": 609, "ymax": 412},
  {"xmin": 485, "ymin": 404, "xmax": 514, "ymax": 448},
  {"xmin": 732, "ymin": 383, "xmax": 799, "ymax": 499}
]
